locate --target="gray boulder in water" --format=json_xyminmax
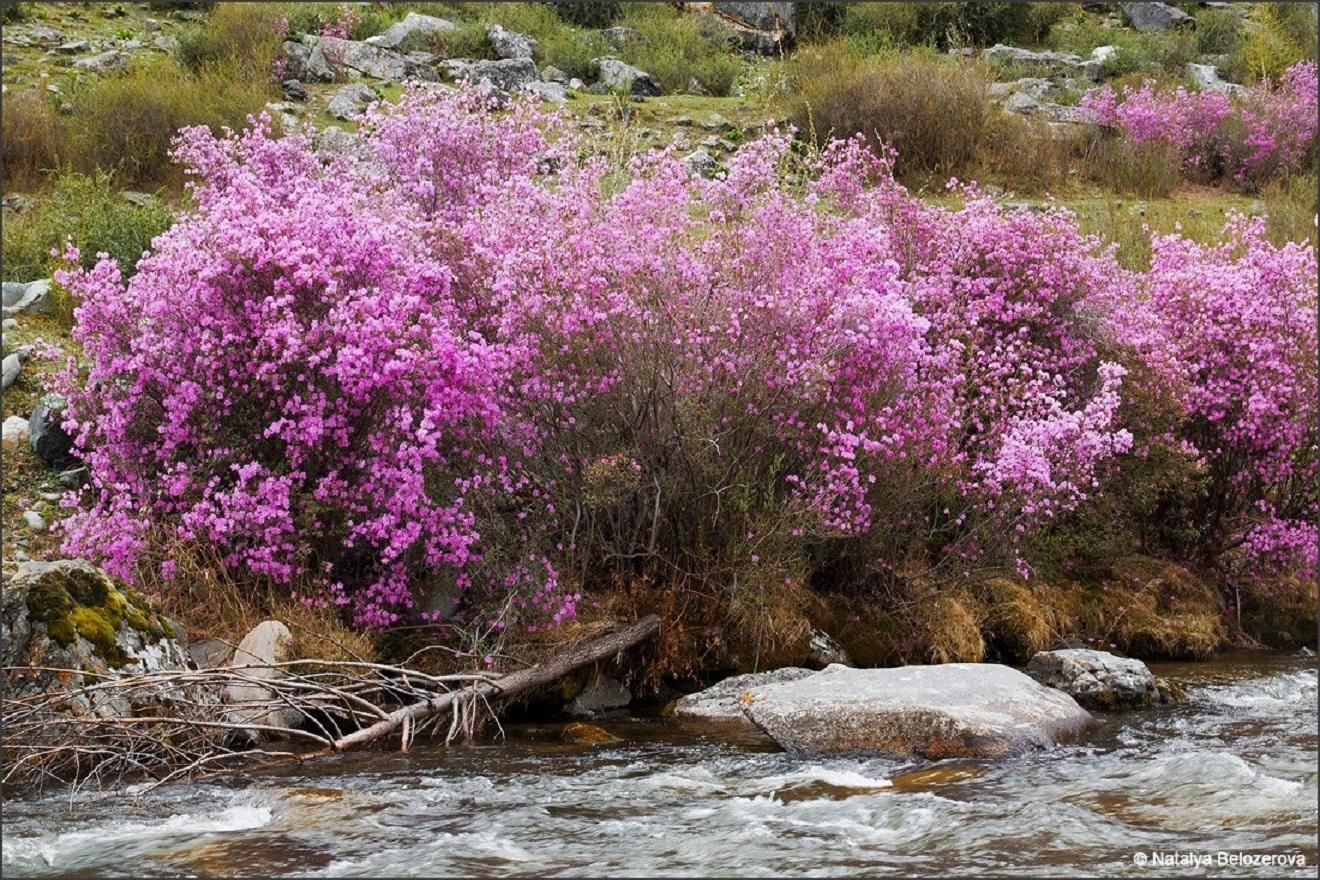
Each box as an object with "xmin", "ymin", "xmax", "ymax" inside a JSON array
[
  {"xmin": 740, "ymin": 663, "xmax": 1095, "ymax": 758},
  {"xmin": 1025, "ymin": 649, "xmax": 1186, "ymax": 709}
]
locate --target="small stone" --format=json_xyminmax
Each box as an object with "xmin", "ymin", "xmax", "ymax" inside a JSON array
[
  {"xmin": 22, "ymin": 510, "xmax": 48, "ymax": 532},
  {"xmin": 12, "ymin": 550, "xmax": 30, "ymax": 562},
  {"xmin": 2, "ymin": 415, "xmax": 31, "ymax": 453},
  {"xmin": 3, "ymin": 318, "xmax": 17, "ymax": 330}
]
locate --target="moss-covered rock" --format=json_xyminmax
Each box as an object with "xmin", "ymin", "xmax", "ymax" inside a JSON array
[{"xmin": 3, "ymin": 559, "xmax": 192, "ymax": 714}]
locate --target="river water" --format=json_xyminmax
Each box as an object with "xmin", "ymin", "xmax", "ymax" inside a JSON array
[{"xmin": 3, "ymin": 651, "xmax": 1315, "ymax": 877}]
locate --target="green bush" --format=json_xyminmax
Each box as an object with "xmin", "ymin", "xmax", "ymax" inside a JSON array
[
  {"xmin": 64, "ymin": 57, "xmax": 275, "ymax": 191},
  {"xmin": 1244, "ymin": 3, "xmax": 1318, "ymax": 83},
  {"xmin": 837, "ymin": 3, "xmax": 1038, "ymax": 51},
  {"xmin": 175, "ymin": 2, "xmax": 286, "ymax": 77},
  {"xmin": 546, "ymin": 1, "xmax": 620, "ymax": 29},
  {"xmin": 2, "ymin": 3, "xmax": 30, "ymax": 23},
  {"xmin": 614, "ymin": 3, "xmax": 741, "ymax": 95},
  {"xmin": 1, "ymin": 170, "xmax": 174, "ymax": 285},
  {"xmin": 1195, "ymin": 7, "xmax": 1246, "ymax": 58},
  {"xmin": 784, "ymin": 46, "xmax": 994, "ymax": 181}
]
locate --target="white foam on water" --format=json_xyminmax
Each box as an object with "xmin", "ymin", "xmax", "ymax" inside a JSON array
[{"xmin": 2, "ymin": 804, "xmax": 274, "ymax": 870}]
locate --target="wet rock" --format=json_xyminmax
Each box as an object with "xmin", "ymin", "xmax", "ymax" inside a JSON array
[
  {"xmin": 1120, "ymin": 2, "xmax": 1195, "ymax": 32},
  {"xmin": 2, "ymin": 560, "xmax": 194, "ymax": 716},
  {"xmin": 29, "ymin": 393, "xmax": 79, "ymax": 471},
  {"xmin": 3, "ymin": 348, "xmax": 30, "ymax": 390},
  {"xmin": 741, "ymin": 663, "xmax": 1096, "ymax": 758},
  {"xmin": 487, "ymin": 23, "xmax": 535, "ymax": 60},
  {"xmin": 3, "ymin": 415, "xmax": 31, "ymax": 452},
  {"xmin": 671, "ymin": 668, "xmax": 817, "ymax": 723},
  {"xmin": 561, "ymin": 721, "xmax": 622, "ymax": 744},
  {"xmin": 4, "ymin": 278, "xmax": 54, "ymax": 317},
  {"xmin": 327, "ymin": 83, "xmax": 377, "ymax": 120},
  {"xmin": 1025, "ymin": 649, "xmax": 1185, "ymax": 709},
  {"xmin": 366, "ymin": 12, "xmax": 455, "ymax": 50},
  {"xmin": 593, "ymin": 57, "xmax": 661, "ymax": 97},
  {"xmin": 1294, "ymin": 646, "xmax": 1316, "ymax": 658},
  {"xmin": 565, "ymin": 673, "xmax": 631, "ymax": 717},
  {"xmin": 224, "ymin": 620, "xmax": 300, "ymax": 740},
  {"xmin": 805, "ymin": 629, "xmax": 853, "ymax": 670}
]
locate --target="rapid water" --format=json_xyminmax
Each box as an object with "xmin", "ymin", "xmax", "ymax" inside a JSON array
[{"xmin": 3, "ymin": 652, "xmax": 1315, "ymax": 877}]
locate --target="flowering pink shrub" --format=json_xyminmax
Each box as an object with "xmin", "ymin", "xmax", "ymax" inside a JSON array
[
  {"xmin": 52, "ymin": 86, "xmax": 1317, "ymax": 633},
  {"xmin": 1081, "ymin": 62, "xmax": 1318, "ymax": 188},
  {"xmin": 1133, "ymin": 213, "xmax": 1317, "ymax": 583}
]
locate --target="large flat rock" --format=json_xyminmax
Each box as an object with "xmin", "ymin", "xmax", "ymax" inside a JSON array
[{"xmin": 741, "ymin": 663, "xmax": 1095, "ymax": 759}]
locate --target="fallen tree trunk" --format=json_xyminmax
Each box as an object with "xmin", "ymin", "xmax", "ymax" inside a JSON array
[{"xmin": 328, "ymin": 615, "xmax": 660, "ymax": 752}]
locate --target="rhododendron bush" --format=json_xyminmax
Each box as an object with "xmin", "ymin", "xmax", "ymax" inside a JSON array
[
  {"xmin": 53, "ymin": 85, "xmax": 1318, "ymax": 631},
  {"xmin": 1081, "ymin": 61, "xmax": 1318, "ymax": 189}
]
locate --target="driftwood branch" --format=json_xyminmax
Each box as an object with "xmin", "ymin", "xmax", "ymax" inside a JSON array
[
  {"xmin": 327, "ymin": 614, "xmax": 660, "ymax": 752},
  {"xmin": 2, "ymin": 616, "xmax": 661, "ymax": 794}
]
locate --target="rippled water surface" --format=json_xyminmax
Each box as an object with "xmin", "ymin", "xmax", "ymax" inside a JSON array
[{"xmin": 3, "ymin": 652, "xmax": 1315, "ymax": 877}]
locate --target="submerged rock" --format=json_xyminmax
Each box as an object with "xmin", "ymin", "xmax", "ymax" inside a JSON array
[
  {"xmin": 671, "ymin": 667, "xmax": 817, "ymax": 723},
  {"xmin": 1025, "ymin": 649, "xmax": 1186, "ymax": 709},
  {"xmin": 740, "ymin": 663, "xmax": 1095, "ymax": 758},
  {"xmin": 561, "ymin": 721, "xmax": 622, "ymax": 744}
]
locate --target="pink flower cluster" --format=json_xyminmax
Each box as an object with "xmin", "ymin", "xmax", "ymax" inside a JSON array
[
  {"xmin": 1081, "ymin": 61, "xmax": 1318, "ymax": 188},
  {"xmin": 53, "ymin": 85, "xmax": 1317, "ymax": 629}
]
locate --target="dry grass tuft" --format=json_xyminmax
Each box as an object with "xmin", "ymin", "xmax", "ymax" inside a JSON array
[{"xmin": 1, "ymin": 91, "xmax": 63, "ymax": 192}]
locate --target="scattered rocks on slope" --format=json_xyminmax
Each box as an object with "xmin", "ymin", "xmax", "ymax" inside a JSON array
[
  {"xmin": 327, "ymin": 83, "xmax": 377, "ymax": 120},
  {"xmin": 314, "ymin": 35, "xmax": 426, "ymax": 83},
  {"xmin": 460, "ymin": 58, "xmax": 543, "ymax": 93},
  {"xmin": 983, "ymin": 44, "xmax": 1103, "ymax": 81},
  {"xmin": 740, "ymin": 663, "xmax": 1096, "ymax": 758},
  {"xmin": 3, "ymin": 348, "xmax": 30, "ymax": 390},
  {"xmin": 73, "ymin": 50, "xmax": 127, "ymax": 73},
  {"xmin": 671, "ymin": 668, "xmax": 817, "ymax": 723},
  {"xmin": 1120, "ymin": 2, "xmax": 1195, "ymax": 32},
  {"xmin": 3, "ymin": 278, "xmax": 54, "ymax": 317},
  {"xmin": 487, "ymin": 23, "xmax": 536, "ymax": 60},
  {"xmin": 1187, "ymin": 62, "xmax": 1248, "ymax": 97},
  {"xmin": 281, "ymin": 39, "xmax": 336, "ymax": 83},
  {"xmin": 1024, "ymin": 649, "xmax": 1186, "ymax": 709},
  {"xmin": 366, "ymin": 12, "xmax": 456, "ymax": 50},
  {"xmin": 592, "ymin": 56, "xmax": 661, "ymax": 97}
]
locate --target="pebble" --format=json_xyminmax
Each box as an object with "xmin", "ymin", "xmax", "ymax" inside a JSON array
[
  {"xmin": 12, "ymin": 550, "xmax": 30, "ymax": 562},
  {"xmin": 22, "ymin": 511, "xmax": 47, "ymax": 532},
  {"xmin": 3, "ymin": 318, "xmax": 17, "ymax": 330},
  {"xmin": 40, "ymin": 492, "xmax": 63, "ymax": 502}
]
